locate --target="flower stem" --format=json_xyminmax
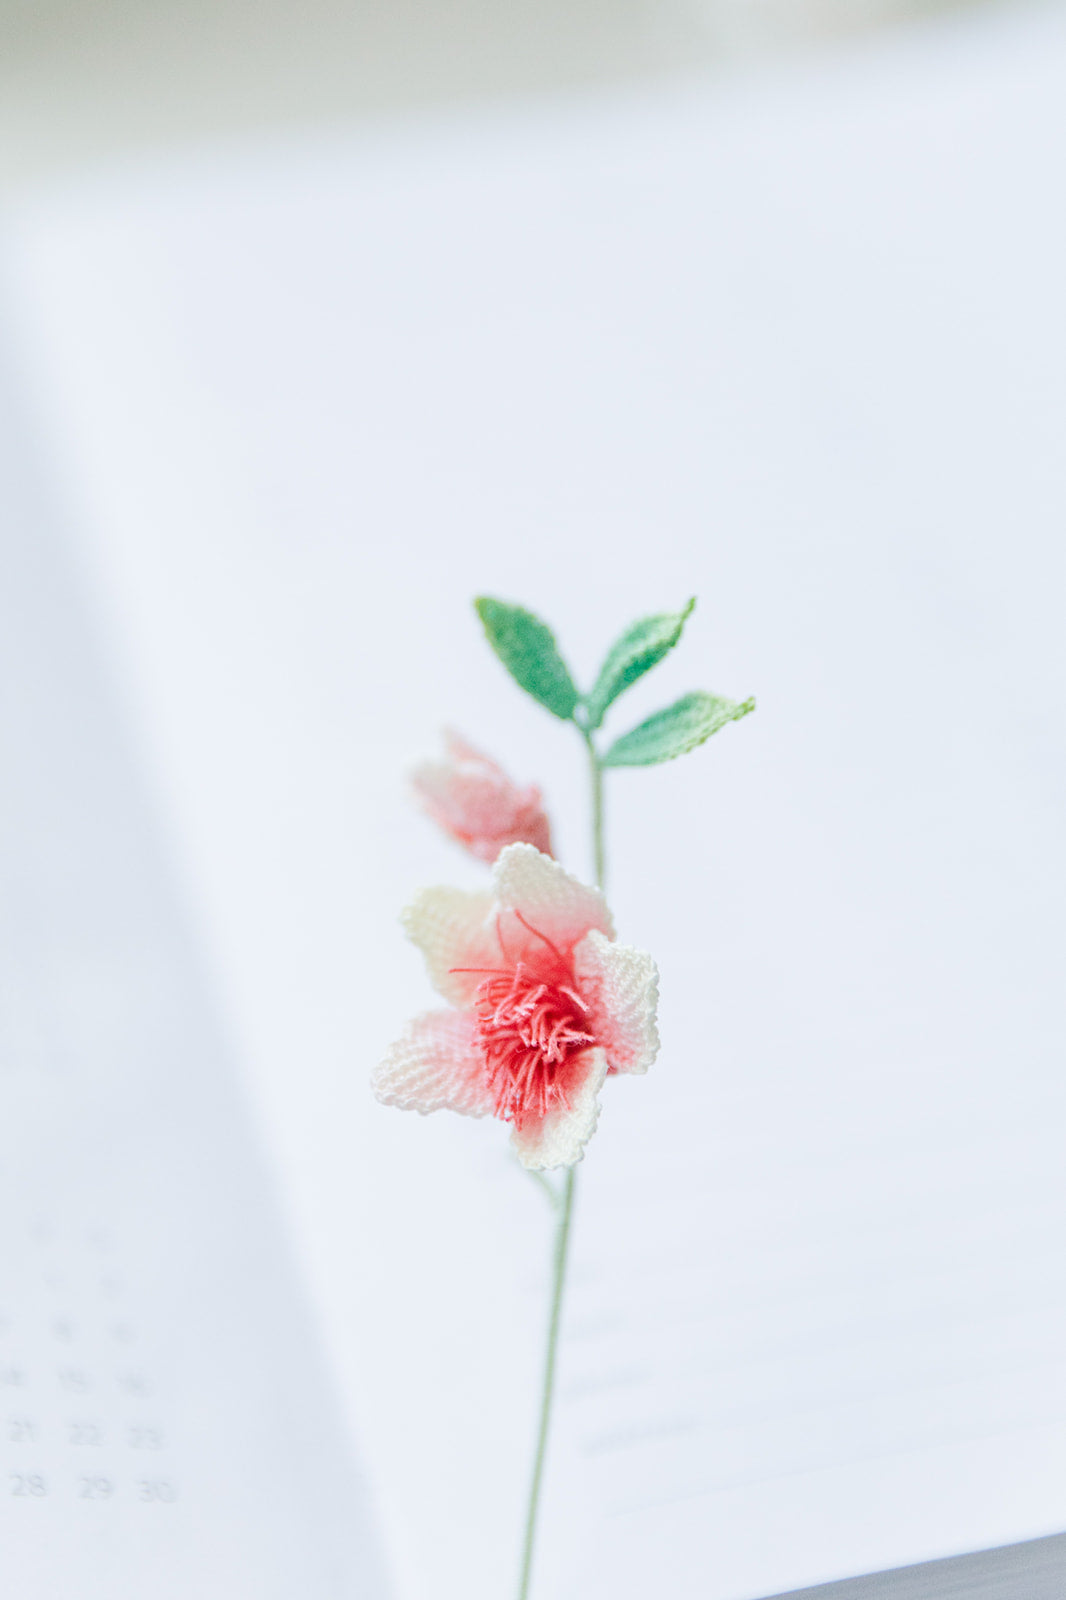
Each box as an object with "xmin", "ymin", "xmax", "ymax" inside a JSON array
[
  {"xmin": 517, "ymin": 1164, "xmax": 576, "ymax": 1600},
  {"xmin": 584, "ymin": 730, "xmax": 606, "ymax": 893},
  {"xmin": 517, "ymin": 731, "xmax": 606, "ymax": 1600},
  {"xmin": 527, "ymin": 1167, "xmax": 561, "ymax": 1211}
]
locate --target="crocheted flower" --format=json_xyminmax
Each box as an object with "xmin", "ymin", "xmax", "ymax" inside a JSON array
[
  {"xmin": 411, "ymin": 731, "xmax": 553, "ymax": 864},
  {"xmin": 373, "ymin": 844, "xmax": 659, "ymax": 1169}
]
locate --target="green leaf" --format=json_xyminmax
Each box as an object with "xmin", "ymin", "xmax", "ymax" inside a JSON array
[
  {"xmin": 474, "ymin": 597, "xmax": 579, "ymax": 721},
  {"xmin": 584, "ymin": 599, "xmax": 696, "ymax": 731},
  {"xmin": 602, "ymin": 690, "xmax": 755, "ymax": 767}
]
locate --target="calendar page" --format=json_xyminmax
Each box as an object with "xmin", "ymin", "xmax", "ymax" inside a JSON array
[
  {"xmin": 0, "ymin": 364, "xmax": 392, "ymax": 1597},
  {"xmin": 3, "ymin": 3, "xmax": 1066, "ymax": 1597}
]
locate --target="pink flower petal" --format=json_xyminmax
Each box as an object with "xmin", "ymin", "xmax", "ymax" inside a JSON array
[
  {"xmin": 384, "ymin": 847, "xmax": 658, "ymax": 1166},
  {"xmin": 573, "ymin": 930, "xmax": 660, "ymax": 1076},
  {"xmin": 442, "ymin": 729, "xmax": 487, "ymax": 765},
  {"xmin": 492, "ymin": 843, "xmax": 614, "ymax": 953},
  {"xmin": 401, "ymin": 885, "xmax": 499, "ymax": 1006},
  {"xmin": 509, "ymin": 1047, "xmax": 609, "ymax": 1170},
  {"xmin": 371, "ymin": 1010, "xmax": 494, "ymax": 1117},
  {"xmin": 411, "ymin": 732, "xmax": 553, "ymax": 864}
]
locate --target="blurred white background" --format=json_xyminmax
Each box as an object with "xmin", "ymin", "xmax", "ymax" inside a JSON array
[{"xmin": 0, "ymin": 0, "xmax": 988, "ymax": 183}]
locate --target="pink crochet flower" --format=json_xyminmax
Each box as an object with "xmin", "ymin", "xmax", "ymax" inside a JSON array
[
  {"xmin": 411, "ymin": 731, "xmax": 553, "ymax": 863},
  {"xmin": 372, "ymin": 843, "xmax": 659, "ymax": 1169}
]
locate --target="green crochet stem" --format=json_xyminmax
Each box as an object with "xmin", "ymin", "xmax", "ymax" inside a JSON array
[
  {"xmin": 517, "ymin": 733, "xmax": 606, "ymax": 1600},
  {"xmin": 585, "ymin": 730, "xmax": 606, "ymax": 893},
  {"xmin": 517, "ymin": 1164, "xmax": 575, "ymax": 1600}
]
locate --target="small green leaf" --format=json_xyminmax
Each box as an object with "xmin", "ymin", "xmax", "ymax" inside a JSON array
[
  {"xmin": 602, "ymin": 690, "xmax": 755, "ymax": 767},
  {"xmin": 474, "ymin": 597, "xmax": 579, "ymax": 721},
  {"xmin": 584, "ymin": 598, "xmax": 696, "ymax": 731}
]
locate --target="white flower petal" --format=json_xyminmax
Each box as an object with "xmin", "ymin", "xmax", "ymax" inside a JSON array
[
  {"xmin": 510, "ymin": 1048, "xmax": 609, "ymax": 1170},
  {"xmin": 573, "ymin": 930, "xmax": 659, "ymax": 1076},
  {"xmin": 401, "ymin": 885, "xmax": 498, "ymax": 1005},
  {"xmin": 372, "ymin": 1010, "xmax": 494, "ymax": 1117},
  {"xmin": 492, "ymin": 842, "xmax": 614, "ymax": 951}
]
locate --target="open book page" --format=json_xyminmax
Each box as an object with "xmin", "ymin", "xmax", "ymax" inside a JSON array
[
  {"xmin": 0, "ymin": 358, "xmax": 392, "ymax": 1596},
  {"xmin": 3, "ymin": 2, "xmax": 1065, "ymax": 1595}
]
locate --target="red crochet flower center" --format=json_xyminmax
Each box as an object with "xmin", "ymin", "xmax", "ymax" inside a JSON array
[{"xmin": 465, "ymin": 916, "xmax": 595, "ymax": 1130}]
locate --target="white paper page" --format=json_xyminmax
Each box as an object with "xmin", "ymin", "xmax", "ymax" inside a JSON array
[
  {"xmin": 3, "ymin": 5, "xmax": 1065, "ymax": 1596},
  {"xmin": 0, "ymin": 357, "xmax": 391, "ymax": 1596}
]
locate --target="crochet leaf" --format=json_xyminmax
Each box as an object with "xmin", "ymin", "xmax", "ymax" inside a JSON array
[
  {"xmin": 475, "ymin": 598, "xmax": 579, "ymax": 721},
  {"xmin": 602, "ymin": 690, "xmax": 755, "ymax": 767},
  {"xmin": 585, "ymin": 599, "xmax": 695, "ymax": 731}
]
